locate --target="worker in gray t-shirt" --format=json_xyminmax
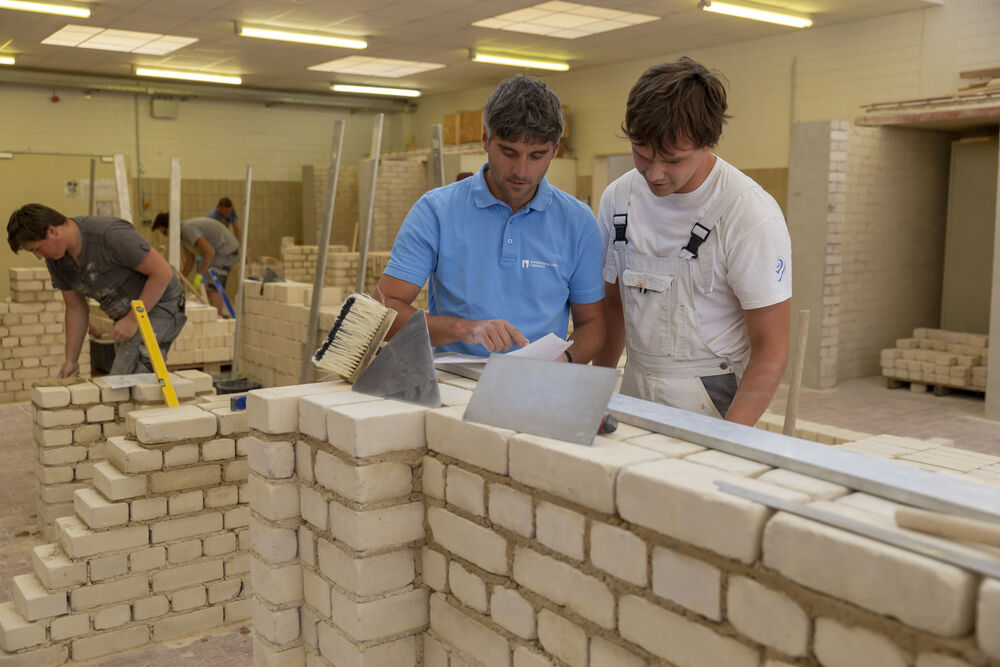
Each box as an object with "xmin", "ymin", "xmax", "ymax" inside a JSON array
[
  {"xmin": 6, "ymin": 203, "xmax": 187, "ymax": 377},
  {"xmin": 153, "ymin": 214, "xmax": 238, "ymax": 318}
]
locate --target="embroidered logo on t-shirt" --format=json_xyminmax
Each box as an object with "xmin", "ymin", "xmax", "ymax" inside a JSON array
[
  {"xmin": 775, "ymin": 258, "xmax": 786, "ymax": 282},
  {"xmin": 521, "ymin": 259, "xmax": 558, "ymax": 270}
]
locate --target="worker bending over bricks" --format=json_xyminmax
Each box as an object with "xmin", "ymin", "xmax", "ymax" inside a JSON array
[
  {"xmin": 596, "ymin": 57, "xmax": 792, "ymax": 425},
  {"xmin": 7, "ymin": 203, "xmax": 186, "ymax": 376},
  {"xmin": 153, "ymin": 213, "xmax": 238, "ymax": 318}
]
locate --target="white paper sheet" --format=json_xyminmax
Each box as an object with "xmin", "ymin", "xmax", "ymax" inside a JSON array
[
  {"xmin": 98, "ymin": 372, "xmax": 158, "ymax": 389},
  {"xmin": 433, "ymin": 333, "xmax": 571, "ymax": 365}
]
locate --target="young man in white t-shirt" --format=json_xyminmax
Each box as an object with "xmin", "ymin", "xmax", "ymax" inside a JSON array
[{"xmin": 594, "ymin": 57, "xmax": 791, "ymax": 425}]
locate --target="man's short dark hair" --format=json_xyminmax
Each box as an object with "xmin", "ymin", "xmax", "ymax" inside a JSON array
[
  {"xmin": 482, "ymin": 75, "xmax": 564, "ymax": 145},
  {"xmin": 624, "ymin": 57, "xmax": 731, "ymax": 154},
  {"xmin": 217, "ymin": 197, "xmax": 233, "ymax": 208},
  {"xmin": 7, "ymin": 203, "xmax": 67, "ymax": 253},
  {"xmin": 152, "ymin": 212, "xmax": 169, "ymax": 232}
]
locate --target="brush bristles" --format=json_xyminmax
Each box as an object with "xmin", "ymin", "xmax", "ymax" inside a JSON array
[{"xmin": 313, "ymin": 293, "xmax": 391, "ymax": 380}]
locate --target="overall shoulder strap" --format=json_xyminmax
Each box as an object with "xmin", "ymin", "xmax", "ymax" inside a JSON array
[
  {"xmin": 680, "ymin": 177, "xmax": 758, "ymax": 259},
  {"xmin": 611, "ymin": 172, "xmax": 634, "ymax": 247}
]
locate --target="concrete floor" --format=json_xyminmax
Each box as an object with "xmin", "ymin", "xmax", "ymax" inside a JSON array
[{"xmin": 1, "ymin": 374, "xmax": 998, "ymax": 664}]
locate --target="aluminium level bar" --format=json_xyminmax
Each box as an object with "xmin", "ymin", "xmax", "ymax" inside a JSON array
[
  {"xmin": 429, "ymin": 123, "xmax": 445, "ymax": 189},
  {"xmin": 609, "ymin": 393, "xmax": 1000, "ymax": 524},
  {"xmin": 355, "ymin": 113, "xmax": 384, "ymax": 294},
  {"xmin": 231, "ymin": 165, "xmax": 252, "ymax": 378}
]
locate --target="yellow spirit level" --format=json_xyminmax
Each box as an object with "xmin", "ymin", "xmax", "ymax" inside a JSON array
[{"xmin": 130, "ymin": 300, "xmax": 179, "ymax": 407}]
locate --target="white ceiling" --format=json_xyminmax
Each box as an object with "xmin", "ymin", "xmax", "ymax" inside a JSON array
[{"xmin": 0, "ymin": 0, "xmax": 941, "ymax": 97}]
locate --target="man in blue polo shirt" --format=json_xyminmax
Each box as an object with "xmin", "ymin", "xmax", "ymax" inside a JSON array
[{"xmin": 377, "ymin": 76, "xmax": 605, "ymax": 362}]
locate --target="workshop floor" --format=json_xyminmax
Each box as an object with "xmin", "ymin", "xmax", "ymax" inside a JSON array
[{"xmin": 1, "ymin": 374, "xmax": 997, "ymax": 664}]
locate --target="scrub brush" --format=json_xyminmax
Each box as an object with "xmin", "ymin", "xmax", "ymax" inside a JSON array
[{"xmin": 312, "ymin": 293, "xmax": 397, "ymax": 382}]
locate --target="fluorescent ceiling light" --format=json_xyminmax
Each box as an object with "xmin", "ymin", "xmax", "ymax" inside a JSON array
[
  {"xmin": 309, "ymin": 56, "xmax": 444, "ymax": 78},
  {"xmin": 699, "ymin": 0, "xmax": 812, "ymax": 28},
  {"xmin": 473, "ymin": 1, "xmax": 657, "ymax": 39},
  {"xmin": 238, "ymin": 25, "xmax": 366, "ymax": 49},
  {"xmin": 136, "ymin": 67, "xmax": 242, "ymax": 86},
  {"xmin": 0, "ymin": 0, "xmax": 90, "ymax": 18},
  {"xmin": 471, "ymin": 52, "xmax": 569, "ymax": 72},
  {"xmin": 0, "ymin": 55, "xmax": 14, "ymax": 65},
  {"xmin": 331, "ymin": 84, "xmax": 420, "ymax": 98},
  {"xmin": 42, "ymin": 25, "xmax": 197, "ymax": 55}
]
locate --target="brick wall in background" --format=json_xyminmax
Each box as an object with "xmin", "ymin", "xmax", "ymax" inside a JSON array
[
  {"xmin": 1, "ymin": 269, "xmax": 90, "ymax": 403},
  {"xmin": 301, "ymin": 164, "xmax": 359, "ymax": 249},
  {"xmin": 368, "ymin": 157, "xmax": 428, "ymax": 252}
]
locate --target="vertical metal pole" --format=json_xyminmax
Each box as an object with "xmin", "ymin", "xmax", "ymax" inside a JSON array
[
  {"xmin": 300, "ymin": 120, "xmax": 345, "ymax": 384},
  {"xmin": 356, "ymin": 113, "xmax": 384, "ymax": 294},
  {"xmin": 231, "ymin": 165, "xmax": 252, "ymax": 379},
  {"xmin": 88, "ymin": 157, "xmax": 96, "ymax": 215},
  {"xmin": 429, "ymin": 123, "xmax": 445, "ymax": 189},
  {"xmin": 783, "ymin": 309, "xmax": 812, "ymax": 436},
  {"xmin": 168, "ymin": 158, "xmax": 181, "ymax": 271},
  {"xmin": 113, "ymin": 153, "xmax": 132, "ymax": 223}
]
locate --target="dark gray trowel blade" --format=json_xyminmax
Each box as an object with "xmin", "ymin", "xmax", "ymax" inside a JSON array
[
  {"xmin": 463, "ymin": 354, "xmax": 619, "ymax": 445},
  {"xmin": 352, "ymin": 309, "xmax": 441, "ymax": 407}
]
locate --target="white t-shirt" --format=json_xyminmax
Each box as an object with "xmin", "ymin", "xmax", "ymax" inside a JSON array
[{"xmin": 598, "ymin": 157, "xmax": 791, "ymax": 356}]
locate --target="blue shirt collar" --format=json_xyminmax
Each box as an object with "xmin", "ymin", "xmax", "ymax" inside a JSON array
[{"xmin": 471, "ymin": 162, "xmax": 554, "ymax": 213}]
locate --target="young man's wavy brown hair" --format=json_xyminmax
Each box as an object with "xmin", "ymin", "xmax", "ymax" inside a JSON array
[{"xmin": 623, "ymin": 57, "xmax": 732, "ymax": 155}]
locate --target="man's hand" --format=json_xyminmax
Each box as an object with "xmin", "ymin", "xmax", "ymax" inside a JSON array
[
  {"xmin": 111, "ymin": 314, "xmax": 139, "ymax": 343},
  {"xmin": 58, "ymin": 360, "xmax": 80, "ymax": 378},
  {"xmin": 463, "ymin": 319, "xmax": 529, "ymax": 353}
]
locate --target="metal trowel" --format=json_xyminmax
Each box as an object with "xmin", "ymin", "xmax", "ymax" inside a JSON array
[{"xmin": 352, "ymin": 309, "xmax": 441, "ymax": 407}]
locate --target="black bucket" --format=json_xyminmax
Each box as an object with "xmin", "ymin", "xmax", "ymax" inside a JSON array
[{"xmin": 214, "ymin": 377, "xmax": 262, "ymax": 395}]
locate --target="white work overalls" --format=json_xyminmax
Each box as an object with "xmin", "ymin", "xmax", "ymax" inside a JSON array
[{"xmin": 607, "ymin": 174, "xmax": 756, "ymax": 418}]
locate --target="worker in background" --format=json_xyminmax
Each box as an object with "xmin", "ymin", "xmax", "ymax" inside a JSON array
[
  {"xmin": 377, "ymin": 75, "xmax": 605, "ymax": 362},
  {"xmin": 594, "ymin": 57, "xmax": 791, "ymax": 425},
  {"xmin": 152, "ymin": 214, "xmax": 238, "ymax": 318},
  {"xmin": 7, "ymin": 203, "xmax": 186, "ymax": 376},
  {"xmin": 207, "ymin": 196, "xmax": 241, "ymax": 243}
]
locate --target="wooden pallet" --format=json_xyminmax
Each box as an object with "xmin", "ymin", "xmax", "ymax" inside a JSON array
[{"xmin": 885, "ymin": 376, "xmax": 985, "ymax": 397}]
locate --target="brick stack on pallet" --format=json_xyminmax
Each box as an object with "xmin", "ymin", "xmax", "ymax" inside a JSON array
[
  {"xmin": 1, "ymin": 268, "xmax": 90, "ymax": 403},
  {"xmin": 88, "ymin": 302, "xmax": 235, "ymax": 369},
  {"xmin": 32, "ymin": 373, "xmax": 217, "ymax": 539},
  {"xmin": 0, "ymin": 376, "xmax": 251, "ymax": 665},
  {"xmin": 279, "ymin": 244, "xmax": 351, "ymax": 284},
  {"xmin": 881, "ymin": 327, "xmax": 988, "ymax": 392}
]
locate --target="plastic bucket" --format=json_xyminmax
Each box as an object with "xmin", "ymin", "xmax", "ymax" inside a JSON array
[{"xmin": 214, "ymin": 377, "xmax": 262, "ymax": 395}]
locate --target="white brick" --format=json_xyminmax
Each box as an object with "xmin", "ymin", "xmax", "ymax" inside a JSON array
[
  {"xmin": 31, "ymin": 385, "xmax": 70, "ymax": 408},
  {"xmin": 50, "ymin": 612, "xmax": 89, "ymax": 640},
  {"xmin": 130, "ymin": 546, "xmax": 167, "ymax": 572},
  {"xmin": 244, "ymin": 436, "xmax": 295, "ymax": 479},
  {"xmin": 71, "ymin": 624, "xmax": 149, "ymax": 661},
  {"xmin": 428, "ymin": 506, "xmax": 506, "ymax": 575},
  {"xmin": 727, "ymin": 576, "xmax": 809, "ymax": 656},
  {"xmin": 93, "ymin": 460, "xmax": 147, "ymax": 500},
  {"xmin": 422, "ymin": 547, "xmax": 448, "ymax": 592},
  {"xmin": 491, "ymin": 587, "xmax": 536, "ymax": 639},
  {"xmin": 423, "ymin": 455, "xmax": 445, "ymax": 500},
  {"xmin": 134, "ymin": 595, "xmax": 170, "ymax": 621},
  {"xmin": 329, "ymin": 586, "xmax": 428, "ymax": 641},
  {"xmin": 449, "ymin": 560, "xmax": 487, "ymax": 613},
  {"xmin": 35, "ymin": 408, "xmax": 84, "ymax": 428},
  {"xmin": 978, "ymin": 578, "xmax": 1000, "ymax": 659},
  {"xmin": 297, "ymin": 385, "xmax": 372, "ymax": 439},
  {"xmin": 0, "ymin": 602, "xmax": 45, "ymax": 652},
  {"xmin": 426, "ymin": 406, "xmax": 513, "ymax": 474},
  {"xmin": 12, "ymin": 573, "xmax": 66, "ymax": 620},
  {"xmin": 151, "ymin": 559, "xmax": 224, "ymax": 593},
  {"xmin": 429, "ymin": 593, "xmax": 510, "ymax": 667},
  {"xmin": 915, "ymin": 654, "xmax": 974, "ymax": 667},
  {"xmin": 56, "ymin": 516, "xmax": 148, "ymax": 559},
  {"xmin": 250, "ymin": 557, "xmax": 302, "ymax": 606},
  {"xmin": 149, "ymin": 464, "xmax": 222, "ymax": 493},
  {"xmin": 488, "ymin": 483, "xmax": 533, "ymax": 537},
  {"xmin": 212, "ymin": 406, "xmax": 248, "ymax": 436},
  {"xmin": 589, "ymin": 637, "xmax": 646, "ymax": 667},
  {"xmin": 424, "ymin": 634, "xmax": 450, "ymax": 667},
  {"xmin": 253, "ymin": 599, "xmax": 300, "ymax": 645},
  {"xmin": 618, "ymin": 459, "xmax": 809, "ymax": 563},
  {"xmin": 685, "ymin": 450, "xmax": 771, "ymax": 477},
  {"xmin": 535, "ymin": 502, "xmax": 584, "ymax": 560},
  {"xmin": 757, "ymin": 468, "xmax": 849, "ymax": 500},
  {"xmin": 151, "ymin": 512, "xmax": 224, "ymax": 543},
  {"xmin": 247, "ymin": 381, "xmax": 345, "ymax": 434},
  {"xmin": 300, "ymin": 485, "xmax": 328, "ymax": 531},
  {"xmin": 153, "ymin": 606, "xmax": 223, "ymax": 641},
  {"xmin": 94, "ymin": 602, "xmax": 131, "ymax": 628},
  {"xmin": 537, "ymin": 609, "xmax": 586, "ymax": 667},
  {"xmin": 330, "ymin": 500, "xmax": 424, "ymax": 552},
  {"xmin": 205, "ymin": 484, "xmax": 239, "ymax": 508},
  {"xmin": 130, "ymin": 496, "xmax": 167, "ymax": 521},
  {"xmin": 86, "ymin": 404, "xmax": 115, "ymax": 422},
  {"xmin": 327, "ymin": 399, "xmax": 427, "ymax": 457},
  {"xmin": 167, "ymin": 539, "xmax": 202, "ymax": 563},
  {"xmin": 250, "ymin": 516, "xmax": 298, "ymax": 564},
  {"xmin": 107, "ymin": 436, "xmax": 163, "ymax": 472},
  {"xmin": 317, "ymin": 624, "xmax": 417, "ymax": 667},
  {"xmin": 447, "ymin": 466, "xmax": 485, "ymax": 517},
  {"xmin": 619, "ymin": 595, "xmax": 757, "ymax": 667},
  {"xmin": 317, "ymin": 538, "xmax": 415, "ymax": 597},
  {"xmin": 651, "ymin": 546, "xmax": 721, "ymax": 620},
  {"xmin": 296, "ymin": 441, "xmax": 314, "ymax": 483},
  {"xmin": 207, "ymin": 576, "xmax": 242, "ymax": 602},
  {"xmin": 132, "ymin": 405, "xmax": 217, "ymax": 444},
  {"xmin": 513, "ymin": 546, "xmax": 614, "ymax": 629},
  {"xmin": 590, "ymin": 521, "xmax": 646, "ymax": 586},
  {"xmin": 314, "ymin": 450, "xmax": 411, "ymax": 502},
  {"xmin": 510, "ymin": 434, "xmax": 661, "ymax": 514},
  {"xmin": 303, "ymin": 569, "xmax": 331, "ymax": 616},
  {"xmin": 249, "ymin": 475, "xmax": 300, "ymax": 520},
  {"xmin": 814, "ymin": 617, "xmax": 908, "ymax": 667},
  {"xmin": 202, "ymin": 437, "xmax": 236, "ymax": 461},
  {"xmin": 89, "ymin": 553, "xmax": 128, "ymax": 580},
  {"xmin": 513, "ymin": 647, "xmax": 554, "ymax": 667},
  {"xmin": 168, "ymin": 490, "xmax": 204, "ymax": 515},
  {"xmin": 31, "ymin": 544, "xmax": 86, "ymax": 589},
  {"xmin": 163, "ymin": 443, "xmax": 199, "ymax": 467},
  {"xmin": 70, "ymin": 574, "xmax": 149, "ymax": 610},
  {"xmin": 763, "ymin": 512, "xmax": 976, "ymax": 636}
]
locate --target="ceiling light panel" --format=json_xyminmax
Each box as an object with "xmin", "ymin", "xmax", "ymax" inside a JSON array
[
  {"xmin": 331, "ymin": 84, "xmax": 420, "ymax": 98},
  {"xmin": 135, "ymin": 67, "xmax": 241, "ymax": 85},
  {"xmin": 42, "ymin": 25, "xmax": 197, "ymax": 55},
  {"xmin": 0, "ymin": 0, "xmax": 90, "ymax": 18},
  {"xmin": 238, "ymin": 25, "xmax": 366, "ymax": 49},
  {"xmin": 310, "ymin": 56, "xmax": 444, "ymax": 78},
  {"xmin": 0, "ymin": 55, "xmax": 14, "ymax": 65},
  {"xmin": 473, "ymin": 1, "xmax": 658, "ymax": 39}
]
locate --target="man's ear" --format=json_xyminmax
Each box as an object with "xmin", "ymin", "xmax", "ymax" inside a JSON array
[
  {"xmin": 482, "ymin": 131, "xmax": 489, "ymax": 152},
  {"xmin": 47, "ymin": 225, "xmax": 58, "ymax": 239}
]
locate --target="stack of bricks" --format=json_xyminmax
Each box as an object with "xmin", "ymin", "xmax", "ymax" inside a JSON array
[
  {"xmin": 32, "ymin": 372, "xmax": 218, "ymax": 539},
  {"xmin": 89, "ymin": 302, "xmax": 236, "ymax": 368},
  {"xmin": 236, "ymin": 373, "xmax": 1000, "ymax": 666},
  {"xmin": 1, "ymin": 268, "xmax": 90, "ymax": 403},
  {"xmin": 239, "ymin": 280, "xmax": 346, "ymax": 388},
  {"xmin": 881, "ymin": 327, "xmax": 989, "ymax": 391},
  {"xmin": 0, "ymin": 374, "xmax": 252, "ymax": 665}
]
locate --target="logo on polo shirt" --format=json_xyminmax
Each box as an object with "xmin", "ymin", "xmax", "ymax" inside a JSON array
[{"xmin": 521, "ymin": 259, "xmax": 558, "ymax": 270}]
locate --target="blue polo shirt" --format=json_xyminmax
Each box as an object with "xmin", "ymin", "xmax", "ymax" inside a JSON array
[{"xmin": 384, "ymin": 164, "xmax": 604, "ymax": 356}]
